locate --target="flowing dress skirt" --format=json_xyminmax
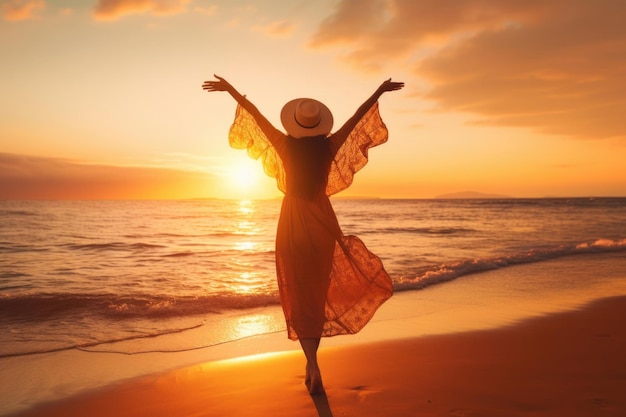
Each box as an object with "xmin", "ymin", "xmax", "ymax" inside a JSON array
[{"xmin": 276, "ymin": 193, "xmax": 393, "ymax": 340}]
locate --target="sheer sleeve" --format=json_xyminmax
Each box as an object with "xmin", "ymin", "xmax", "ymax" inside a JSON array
[
  {"xmin": 228, "ymin": 104, "xmax": 287, "ymax": 194},
  {"xmin": 326, "ymin": 102, "xmax": 388, "ymax": 196}
]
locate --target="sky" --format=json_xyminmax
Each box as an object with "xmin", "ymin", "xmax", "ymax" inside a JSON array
[{"xmin": 1, "ymin": 0, "xmax": 625, "ymax": 200}]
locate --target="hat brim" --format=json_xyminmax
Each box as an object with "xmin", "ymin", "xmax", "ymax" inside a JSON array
[{"xmin": 280, "ymin": 98, "xmax": 334, "ymax": 139}]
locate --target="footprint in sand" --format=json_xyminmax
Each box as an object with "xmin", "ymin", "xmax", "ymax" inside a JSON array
[
  {"xmin": 350, "ymin": 385, "xmax": 377, "ymax": 402},
  {"xmin": 591, "ymin": 397, "xmax": 610, "ymax": 408}
]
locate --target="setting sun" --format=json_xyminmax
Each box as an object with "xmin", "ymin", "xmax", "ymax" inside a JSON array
[
  {"xmin": 230, "ymin": 157, "xmax": 261, "ymax": 191},
  {"xmin": 216, "ymin": 155, "xmax": 279, "ymax": 200}
]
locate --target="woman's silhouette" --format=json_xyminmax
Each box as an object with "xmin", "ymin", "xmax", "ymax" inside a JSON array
[{"xmin": 202, "ymin": 75, "xmax": 403, "ymax": 395}]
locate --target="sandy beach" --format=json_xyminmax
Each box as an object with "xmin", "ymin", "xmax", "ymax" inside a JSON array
[{"xmin": 8, "ymin": 293, "xmax": 626, "ymax": 417}]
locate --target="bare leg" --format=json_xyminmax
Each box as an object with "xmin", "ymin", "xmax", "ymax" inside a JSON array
[{"xmin": 299, "ymin": 337, "xmax": 324, "ymax": 395}]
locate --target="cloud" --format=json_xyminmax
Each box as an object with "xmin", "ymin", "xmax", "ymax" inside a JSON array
[
  {"xmin": 93, "ymin": 0, "xmax": 191, "ymax": 21},
  {"xmin": 193, "ymin": 4, "xmax": 216, "ymax": 16},
  {"xmin": 0, "ymin": 153, "xmax": 215, "ymax": 199},
  {"xmin": 311, "ymin": 0, "xmax": 626, "ymax": 140},
  {"xmin": 310, "ymin": 0, "xmax": 388, "ymax": 47},
  {"xmin": 254, "ymin": 20, "xmax": 296, "ymax": 38},
  {"xmin": 1, "ymin": 0, "xmax": 45, "ymax": 21}
]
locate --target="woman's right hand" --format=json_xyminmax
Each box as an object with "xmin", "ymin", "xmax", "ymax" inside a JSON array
[{"xmin": 378, "ymin": 78, "xmax": 404, "ymax": 94}]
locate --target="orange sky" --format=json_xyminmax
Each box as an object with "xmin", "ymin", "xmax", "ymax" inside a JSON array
[{"xmin": 1, "ymin": 0, "xmax": 625, "ymax": 199}]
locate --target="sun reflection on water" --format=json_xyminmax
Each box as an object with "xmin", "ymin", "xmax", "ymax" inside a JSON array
[
  {"xmin": 228, "ymin": 199, "xmax": 276, "ymax": 294},
  {"xmin": 234, "ymin": 241, "xmax": 256, "ymax": 251},
  {"xmin": 235, "ymin": 200, "xmax": 258, "ymax": 249},
  {"xmin": 236, "ymin": 221, "xmax": 256, "ymax": 235},
  {"xmin": 238, "ymin": 199, "xmax": 254, "ymax": 215},
  {"xmin": 228, "ymin": 313, "xmax": 281, "ymax": 341},
  {"xmin": 230, "ymin": 271, "xmax": 264, "ymax": 294}
]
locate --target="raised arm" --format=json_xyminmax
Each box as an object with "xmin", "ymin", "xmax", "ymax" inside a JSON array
[
  {"xmin": 202, "ymin": 74, "xmax": 280, "ymax": 141},
  {"xmin": 332, "ymin": 78, "xmax": 404, "ymax": 148}
]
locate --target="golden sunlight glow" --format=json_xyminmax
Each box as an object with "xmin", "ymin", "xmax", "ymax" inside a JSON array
[
  {"xmin": 235, "ymin": 200, "xmax": 257, "ymax": 237},
  {"xmin": 236, "ymin": 221, "xmax": 255, "ymax": 235},
  {"xmin": 229, "ymin": 313, "xmax": 278, "ymax": 340},
  {"xmin": 229, "ymin": 157, "xmax": 262, "ymax": 193},
  {"xmin": 231, "ymin": 272, "xmax": 260, "ymax": 294},
  {"xmin": 215, "ymin": 156, "xmax": 279, "ymax": 200},
  {"xmin": 234, "ymin": 199, "xmax": 258, "ymax": 250},
  {"xmin": 235, "ymin": 241, "xmax": 256, "ymax": 251},
  {"xmin": 237, "ymin": 199, "xmax": 254, "ymax": 215}
]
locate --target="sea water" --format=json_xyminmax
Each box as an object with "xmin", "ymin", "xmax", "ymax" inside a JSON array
[
  {"xmin": 1, "ymin": 198, "xmax": 626, "ymax": 414},
  {"xmin": 1, "ymin": 198, "xmax": 625, "ymax": 360}
]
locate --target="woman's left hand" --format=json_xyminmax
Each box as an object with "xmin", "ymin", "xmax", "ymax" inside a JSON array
[{"xmin": 202, "ymin": 74, "xmax": 233, "ymax": 93}]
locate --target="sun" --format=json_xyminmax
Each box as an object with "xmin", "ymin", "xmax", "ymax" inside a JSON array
[
  {"xmin": 231, "ymin": 157, "xmax": 260, "ymax": 189},
  {"xmin": 220, "ymin": 155, "xmax": 267, "ymax": 199},
  {"xmin": 218, "ymin": 154, "xmax": 280, "ymax": 200}
]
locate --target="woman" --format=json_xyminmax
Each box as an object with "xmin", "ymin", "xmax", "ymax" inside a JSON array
[{"xmin": 202, "ymin": 75, "xmax": 403, "ymax": 395}]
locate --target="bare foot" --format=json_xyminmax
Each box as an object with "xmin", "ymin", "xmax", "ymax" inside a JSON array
[{"xmin": 307, "ymin": 366, "xmax": 325, "ymax": 396}]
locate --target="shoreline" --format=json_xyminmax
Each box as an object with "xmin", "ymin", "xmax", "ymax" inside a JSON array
[
  {"xmin": 2, "ymin": 252, "xmax": 626, "ymax": 415},
  {"xmin": 9, "ymin": 294, "xmax": 626, "ymax": 417}
]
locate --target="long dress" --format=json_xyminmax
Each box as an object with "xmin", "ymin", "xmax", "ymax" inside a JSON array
[{"xmin": 229, "ymin": 101, "xmax": 393, "ymax": 340}]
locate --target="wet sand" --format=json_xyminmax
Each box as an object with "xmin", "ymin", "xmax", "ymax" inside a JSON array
[{"xmin": 10, "ymin": 295, "xmax": 626, "ymax": 417}]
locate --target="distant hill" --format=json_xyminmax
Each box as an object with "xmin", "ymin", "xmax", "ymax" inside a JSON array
[{"xmin": 434, "ymin": 191, "xmax": 513, "ymax": 199}]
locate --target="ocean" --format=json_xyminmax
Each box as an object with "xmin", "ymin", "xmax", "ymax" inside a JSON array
[
  {"xmin": 2, "ymin": 198, "xmax": 625, "ymax": 361},
  {"xmin": 2, "ymin": 197, "xmax": 626, "ymax": 414}
]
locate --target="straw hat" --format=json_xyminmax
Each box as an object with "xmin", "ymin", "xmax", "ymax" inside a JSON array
[{"xmin": 280, "ymin": 98, "xmax": 333, "ymax": 139}]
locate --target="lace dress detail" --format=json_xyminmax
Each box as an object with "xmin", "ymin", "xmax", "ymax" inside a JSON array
[
  {"xmin": 229, "ymin": 102, "xmax": 388, "ymax": 196},
  {"xmin": 227, "ymin": 102, "xmax": 393, "ymax": 340}
]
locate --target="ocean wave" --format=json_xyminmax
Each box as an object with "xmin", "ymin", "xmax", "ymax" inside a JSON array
[
  {"xmin": 0, "ymin": 272, "xmax": 30, "ymax": 279},
  {"xmin": 62, "ymin": 242, "xmax": 167, "ymax": 252},
  {"xmin": 396, "ymin": 238, "xmax": 626, "ymax": 291},
  {"xmin": 0, "ymin": 244, "xmax": 49, "ymax": 254},
  {"xmin": 162, "ymin": 251, "xmax": 196, "ymax": 257},
  {"xmin": 2, "ymin": 239, "xmax": 624, "ymax": 326},
  {"xmin": 122, "ymin": 232, "xmax": 237, "ymax": 239},
  {"xmin": 0, "ymin": 209, "xmax": 37, "ymax": 216},
  {"xmin": 0, "ymin": 292, "xmax": 281, "ymax": 323},
  {"xmin": 0, "ymin": 323, "xmax": 206, "ymax": 359},
  {"xmin": 465, "ymin": 197, "xmax": 619, "ymax": 207},
  {"xmin": 364, "ymin": 226, "xmax": 477, "ymax": 235}
]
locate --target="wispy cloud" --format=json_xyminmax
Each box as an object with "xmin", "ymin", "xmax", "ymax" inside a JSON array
[
  {"xmin": 93, "ymin": 0, "xmax": 191, "ymax": 21},
  {"xmin": 1, "ymin": 0, "xmax": 45, "ymax": 21},
  {"xmin": 142, "ymin": 152, "xmax": 226, "ymax": 175},
  {"xmin": 254, "ymin": 20, "xmax": 296, "ymax": 38},
  {"xmin": 0, "ymin": 153, "xmax": 215, "ymax": 199},
  {"xmin": 311, "ymin": 0, "xmax": 626, "ymax": 140},
  {"xmin": 193, "ymin": 4, "xmax": 216, "ymax": 17}
]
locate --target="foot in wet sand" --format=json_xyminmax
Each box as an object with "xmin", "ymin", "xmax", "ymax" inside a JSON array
[{"xmin": 305, "ymin": 363, "xmax": 325, "ymax": 395}]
